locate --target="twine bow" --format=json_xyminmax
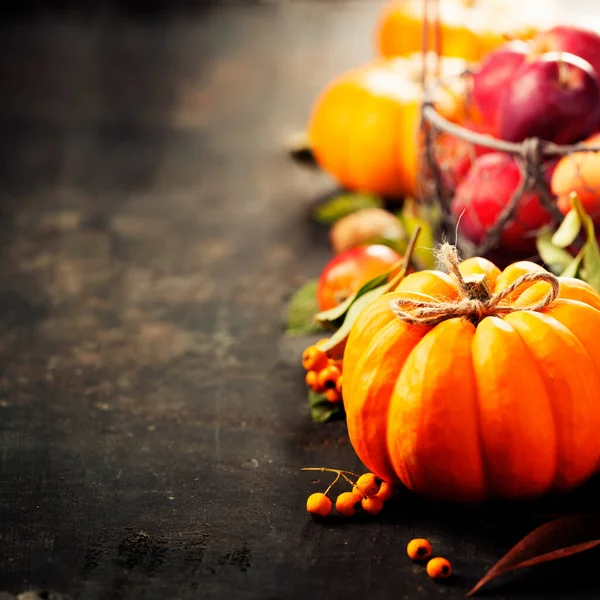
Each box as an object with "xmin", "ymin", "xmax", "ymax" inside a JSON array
[{"xmin": 389, "ymin": 243, "xmax": 560, "ymax": 326}]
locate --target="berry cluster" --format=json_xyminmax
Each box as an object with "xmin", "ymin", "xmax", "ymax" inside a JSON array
[
  {"xmin": 304, "ymin": 468, "xmax": 393, "ymax": 518},
  {"xmin": 303, "ymin": 468, "xmax": 453, "ymax": 581},
  {"xmin": 302, "ymin": 340, "xmax": 343, "ymax": 404},
  {"xmin": 407, "ymin": 538, "xmax": 452, "ymax": 580}
]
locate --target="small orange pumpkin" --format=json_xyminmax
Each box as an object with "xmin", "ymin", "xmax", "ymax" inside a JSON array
[
  {"xmin": 308, "ymin": 53, "xmax": 467, "ymax": 198},
  {"xmin": 551, "ymin": 132, "xmax": 600, "ymax": 223},
  {"xmin": 343, "ymin": 247, "xmax": 600, "ymax": 502},
  {"xmin": 375, "ymin": 0, "xmax": 540, "ymax": 61}
]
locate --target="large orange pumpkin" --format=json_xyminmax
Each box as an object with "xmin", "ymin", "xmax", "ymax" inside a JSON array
[
  {"xmin": 342, "ymin": 249, "xmax": 600, "ymax": 503},
  {"xmin": 375, "ymin": 0, "xmax": 542, "ymax": 61},
  {"xmin": 308, "ymin": 53, "xmax": 467, "ymax": 198}
]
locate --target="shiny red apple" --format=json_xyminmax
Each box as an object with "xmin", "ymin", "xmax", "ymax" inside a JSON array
[
  {"xmin": 451, "ymin": 152, "xmax": 554, "ymax": 253},
  {"xmin": 531, "ymin": 25, "xmax": 600, "ymax": 79},
  {"xmin": 316, "ymin": 244, "xmax": 402, "ymax": 311},
  {"xmin": 497, "ymin": 51, "xmax": 600, "ymax": 144},
  {"xmin": 471, "ymin": 40, "xmax": 529, "ymax": 134}
]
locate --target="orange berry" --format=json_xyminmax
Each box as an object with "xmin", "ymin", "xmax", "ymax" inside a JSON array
[
  {"xmin": 335, "ymin": 374, "xmax": 343, "ymax": 394},
  {"xmin": 306, "ymin": 493, "xmax": 332, "ymax": 517},
  {"xmin": 427, "ymin": 557, "xmax": 452, "ymax": 579},
  {"xmin": 361, "ymin": 495, "xmax": 384, "ymax": 515},
  {"xmin": 317, "ymin": 364, "xmax": 341, "ymax": 391},
  {"xmin": 376, "ymin": 481, "xmax": 394, "ymax": 502},
  {"xmin": 302, "ymin": 346, "xmax": 328, "ymax": 372},
  {"xmin": 355, "ymin": 473, "xmax": 381, "ymax": 497},
  {"xmin": 335, "ymin": 491, "xmax": 362, "ymax": 517},
  {"xmin": 328, "ymin": 358, "xmax": 343, "ymax": 370},
  {"xmin": 305, "ymin": 370, "xmax": 318, "ymax": 390},
  {"xmin": 407, "ymin": 538, "xmax": 432, "ymax": 561},
  {"xmin": 325, "ymin": 388, "xmax": 341, "ymax": 403}
]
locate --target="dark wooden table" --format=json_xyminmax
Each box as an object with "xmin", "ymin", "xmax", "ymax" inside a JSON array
[{"xmin": 2, "ymin": 2, "xmax": 600, "ymax": 599}]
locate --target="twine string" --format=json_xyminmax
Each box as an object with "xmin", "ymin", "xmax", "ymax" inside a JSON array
[{"xmin": 389, "ymin": 243, "xmax": 560, "ymax": 326}]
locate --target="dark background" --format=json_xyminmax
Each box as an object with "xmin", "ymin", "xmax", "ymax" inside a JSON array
[{"xmin": 2, "ymin": 1, "xmax": 600, "ymax": 599}]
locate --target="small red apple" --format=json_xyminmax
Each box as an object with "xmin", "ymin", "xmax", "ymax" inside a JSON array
[
  {"xmin": 316, "ymin": 244, "xmax": 402, "ymax": 311},
  {"xmin": 531, "ymin": 25, "xmax": 600, "ymax": 80},
  {"xmin": 497, "ymin": 51, "xmax": 600, "ymax": 144},
  {"xmin": 471, "ymin": 40, "xmax": 529, "ymax": 134},
  {"xmin": 451, "ymin": 152, "xmax": 554, "ymax": 253}
]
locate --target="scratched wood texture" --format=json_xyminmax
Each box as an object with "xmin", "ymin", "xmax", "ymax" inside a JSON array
[{"xmin": 2, "ymin": 2, "xmax": 600, "ymax": 599}]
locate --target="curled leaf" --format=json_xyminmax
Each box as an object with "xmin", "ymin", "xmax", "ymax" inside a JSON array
[
  {"xmin": 536, "ymin": 230, "xmax": 575, "ymax": 275},
  {"xmin": 317, "ymin": 286, "xmax": 387, "ymax": 359},
  {"xmin": 570, "ymin": 192, "xmax": 600, "ymax": 292},
  {"xmin": 560, "ymin": 248, "xmax": 584, "ymax": 279},
  {"xmin": 551, "ymin": 208, "xmax": 581, "ymax": 248},
  {"xmin": 317, "ymin": 226, "xmax": 421, "ymax": 359},
  {"xmin": 315, "ymin": 269, "xmax": 396, "ymax": 328},
  {"xmin": 468, "ymin": 515, "xmax": 600, "ymax": 597}
]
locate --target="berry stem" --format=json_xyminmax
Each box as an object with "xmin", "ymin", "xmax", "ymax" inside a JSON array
[
  {"xmin": 340, "ymin": 472, "xmax": 360, "ymax": 489},
  {"xmin": 324, "ymin": 472, "xmax": 341, "ymax": 496},
  {"xmin": 301, "ymin": 467, "xmax": 361, "ymax": 479}
]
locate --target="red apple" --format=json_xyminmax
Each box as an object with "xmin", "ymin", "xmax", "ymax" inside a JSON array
[
  {"xmin": 531, "ymin": 25, "xmax": 600, "ymax": 80},
  {"xmin": 316, "ymin": 244, "xmax": 402, "ymax": 311},
  {"xmin": 471, "ymin": 41, "xmax": 529, "ymax": 134},
  {"xmin": 451, "ymin": 152, "xmax": 554, "ymax": 253},
  {"xmin": 497, "ymin": 51, "xmax": 600, "ymax": 144}
]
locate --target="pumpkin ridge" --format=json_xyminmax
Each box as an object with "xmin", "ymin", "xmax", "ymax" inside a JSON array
[
  {"xmin": 541, "ymin": 301, "xmax": 600, "ymax": 472},
  {"xmin": 506, "ymin": 311, "xmax": 600, "ymax": 493},
  {"xmin": 543, "ymin": 300, "xmax": 600, "ymax": 378},
  {"xmin": 503, "ymin": 316, "xmax": 561, "ymax": 493},
  {"xmin": 472, "ymin": 316, "xmax": 556, "ymax": 498},
  {"xmin": 469, "ymin": 326, "xmax": 490, "ymax": 500},
  {"xmin": 347, "ymin": 318, "xmax": 426, "ymax": 485},
  {"xmin": 388, "ymin": 318, "xmax": 486, "ymax": 501}
]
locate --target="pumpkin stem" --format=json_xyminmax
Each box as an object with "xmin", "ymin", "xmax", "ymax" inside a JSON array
[
  {"xmin": 463, "ymin": 273, "xmax": 491, "ymax": 303},
  {"xmin": 388, "ymin": 242, "xmax": 560, "ymax": 326}
]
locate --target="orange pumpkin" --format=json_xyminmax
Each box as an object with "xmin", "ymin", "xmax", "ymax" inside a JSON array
[
  {"xmin": 308, "ymin": 53, "xmax": 467, "ymax": 198},
  {"xmin": 342, "ymin": 250, "xmax": 600, "ymax": 502},
  {"xmin": 375, "ymin": 0, "xmax": 541, "ymax": 61}
]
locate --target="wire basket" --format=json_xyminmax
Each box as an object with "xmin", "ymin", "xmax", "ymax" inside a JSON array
[{"xmin": 418, "ymin": 0, "xmax": 600, "ymax": 259}]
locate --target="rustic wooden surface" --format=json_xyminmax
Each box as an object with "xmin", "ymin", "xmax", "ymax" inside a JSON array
[{"xmin": 2, "ymin": 2, "xmax": 600, "ymax": 599}]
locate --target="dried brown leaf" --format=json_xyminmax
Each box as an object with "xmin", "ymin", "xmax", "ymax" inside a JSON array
[{"xmin": 468, "ymin": 515, "xmax": 600, "ymax": 597}]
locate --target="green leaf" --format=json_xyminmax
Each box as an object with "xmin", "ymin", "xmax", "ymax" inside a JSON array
[
  {"xmin": 536, "ymin": 230, "xmax": 576, "ymax": 275},
  {"xmin": 286, "ymin": 280, "xmax": 328, "ymax": 336},
  {"xmin": 318, "ymin": 285, "xmax": 388, "ymax": 359},
  {"xmin": 316, "ymin": 225, "xmax": 421, "ymax": 359},
  {"xmin": 560, "ymin": 249, "xmax": 584, "ymax": 278},
  {"xmin": 308, "ymin": 389, "xmax": 344, "ymax": 423},
  {"xmin": 552, "ymin": 208, "xmax": 581, "ymax": 248},
  {"xmin": 310, "ymin": 193, "xmax": 384, "ymax": 225},
  {"xmin": 314, "ymin": 269, "xmax": 392, "ymax": 328},
  {"xmin": 569, "ymin": 192, "xmax": 600, "ymax": 292},
  {"xmin": 583, "ymin": 237, "xmax": 600, "ymax": 292}
]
